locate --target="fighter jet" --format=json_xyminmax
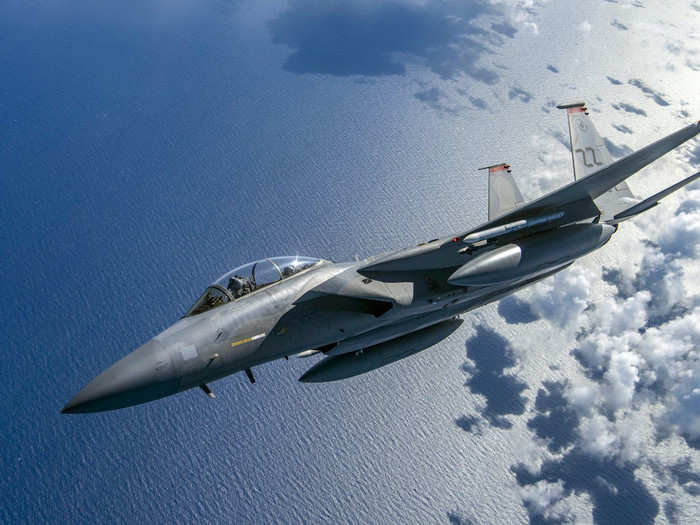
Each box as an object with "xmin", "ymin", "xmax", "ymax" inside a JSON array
[{"xmin": 62, "ymin": 104, "xmax": 700, "ymax": 413}]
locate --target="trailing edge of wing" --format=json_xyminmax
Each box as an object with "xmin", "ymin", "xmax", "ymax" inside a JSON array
[
  {"xmin": 462, "ymin": 121, "xmax": 700, "ymax": 237},
  {"xmin": 611, "ymin": 171, "xmax": 700, "ymax": 224}
]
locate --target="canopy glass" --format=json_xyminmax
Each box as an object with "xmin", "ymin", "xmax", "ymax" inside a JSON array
[{"xmin": 185, "ymin": 256, "xmax": 324, "ymax": 317}]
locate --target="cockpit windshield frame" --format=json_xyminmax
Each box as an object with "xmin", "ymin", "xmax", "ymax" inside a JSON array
[{"xmin": 184, "ymin": 256, "xmax": 325, "ymax": 317}]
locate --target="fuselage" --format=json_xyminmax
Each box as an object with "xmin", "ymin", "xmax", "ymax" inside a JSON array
[{"xmin": 62, "ymin": 222, "xmax": 615, "ymax": 413}]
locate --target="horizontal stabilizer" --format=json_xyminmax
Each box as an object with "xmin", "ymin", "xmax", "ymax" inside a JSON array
[{"xmin": 611, "ymin": 171, "xmax": 700, "ymax": 224}]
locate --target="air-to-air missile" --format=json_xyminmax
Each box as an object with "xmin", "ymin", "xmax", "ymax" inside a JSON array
[{"xmin": 62, "ymin": 105, "xmax": 700, "ymax": 413}]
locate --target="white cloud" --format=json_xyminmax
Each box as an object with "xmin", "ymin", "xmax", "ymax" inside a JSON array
[
  {"xmin": 519, "ymin": 480, "xmax": 571, "ymax": 521},
  {"xmin": 492, "ymin": 0, "xmax": 545, "ymax": 35},
  {"xmin": 579, "ymin": 414, "xmax": 618, "ymax": 458},
  {"xmin": 522, "ymin": 133, "xmax": 573, "ymax": 198},
  {"xmin": 526, "ymin": 265, "xmax": 594, "ymax": 327},
  {"xmin": 577, "ymin": 20, "xmax": 592, "ymax": 33},
  {"xmin": 602, "ymin": 351, "xmax": 641, "ymax": 412},
  {"xmin": 507, "ymin": 166, "xmax": 700, "ymax": 457}
]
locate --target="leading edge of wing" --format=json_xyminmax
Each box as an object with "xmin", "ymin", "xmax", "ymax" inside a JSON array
[{"xmin": 460, "ymin": 120, "xmax": 700, "ymax": 237}]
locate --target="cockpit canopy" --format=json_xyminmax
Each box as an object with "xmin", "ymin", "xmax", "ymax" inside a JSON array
[{"xmin": 185, "ymin": 256, "xmax": 324, "ymax": 317}]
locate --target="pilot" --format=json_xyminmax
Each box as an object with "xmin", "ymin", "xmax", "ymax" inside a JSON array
[{"xmin": 228, "ymin": 275, "xmax": 251, "ymax": 298}]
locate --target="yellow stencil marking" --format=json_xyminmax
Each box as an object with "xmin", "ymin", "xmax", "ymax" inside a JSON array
[{"xmin": 231, "ymin": 333, "xmax": 265, "ymax": 348}]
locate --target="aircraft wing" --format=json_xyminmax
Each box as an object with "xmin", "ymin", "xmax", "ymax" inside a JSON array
[
  {"xmin": 611, "ymin": 170, "xmax": 700, "ymax": 224},
  {"xmin": 359, "ymin": 118, "xmax": 698, "ymax": 273},
  {"xmin": 461, "ymin": 120, "xmax": 700, "ymax": 238}
]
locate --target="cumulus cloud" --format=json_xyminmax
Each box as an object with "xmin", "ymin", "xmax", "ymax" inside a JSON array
[
  {"xmin": 520, "ymin": 133, "xmax": 573, "ymax": 198},
  {"xmin": 527, "ymin": 266, "xmax": 594, "ymax": 327},
  {"xmin": 578, "ymin": 414, "xmax": 619, "ymax": 458},
  {"xmin": 637, "ymin": 205, "xmax": 700, "ymax": 259},
  {"xmin": 494, "ymin": 0, "xmax": 544, "ymax": 35},
  {"xmin": 578, "ymin": 20, "xmax": 592, "ymax": 33},
  {"xmin": 519, "ymin": 480, "xmax": 570, "ymax": 521},
  {"xmin": 601, "ymin": 351, "xmax": 641, "ymax": 412},
  {"xmin": 502, "ymin": 157, "xmax": 700, "ymax": 466}
]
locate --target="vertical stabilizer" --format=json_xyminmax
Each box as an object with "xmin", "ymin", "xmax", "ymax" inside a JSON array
[
  {"xmin": 481, "ymin": 163, "xmax": 525, "ymax": 221},
  {"xmin": 557, "ymin": 101, "xmax": 636, "ymax": 220}
]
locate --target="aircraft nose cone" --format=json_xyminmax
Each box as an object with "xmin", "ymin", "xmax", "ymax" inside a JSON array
[{"xmin": 62, "ymin": 339, "xmax": 178, "ymax": 414}]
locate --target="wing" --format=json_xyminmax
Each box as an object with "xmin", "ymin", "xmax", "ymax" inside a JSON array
[
  {"xmin": 359, "ymin": 116, "xmax": 699, "ymax": 273},
  {"xmin": 482, "ymin": 163, "xmax": 525, "ymax": 221},
  {"xmin": 611, "ymin": 170, "xmax": 700, "ymax": 224},
  {"xmin": 558, "ymin": 101, "xmax": 636, "ymax": 221},
  {"xmin": 463, "ymin": 119, "xmax": 700, "ymax": 235}
]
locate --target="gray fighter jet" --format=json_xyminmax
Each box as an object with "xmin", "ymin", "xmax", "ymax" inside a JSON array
[{"xmin": 62, "ymin": 104, "xmax": 700, "ymax": 413}]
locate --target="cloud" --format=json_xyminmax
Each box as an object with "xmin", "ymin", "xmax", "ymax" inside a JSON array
[
  {"xmin": 519, "ymin": 133, "xmax": 573, "ymax": 198},
  {"xmin": 519, "ymin": 480, "xmax": 568, "ymax": 522},
  {"xmin": 637, "ymin": 206, "xmax": 700, "ymax": 259},
  {"xmin": 578, "ymin": 20, "xmax": 592, "ymax": 33},
  {"xmin": 499, "ymin": 0, "xmax": 543, "ymax": 35},
  {"xmin": 577, "ymin": 414, "xmax": 619, "ymax": 458},
  {"xmin": 524, "ymin": 218, "xmax": 699, "ymax": 452},
  {"xmin": 494, "ymin": 141, "xmax": 700, "ymax": 522},
  {"xmin": 601, "ymin": 350, "xmax": 641, "ymax": 412},
  {"xmin": 513, "ymin": 448, "xmax": 660, "ymax": 525},
  {"xmin": 526, "ymin": 266, "xmax": 594, "ymax": 327},
  {"xmin": 268, "ymin": 0, "xmax": 553, "ymax": 111}
]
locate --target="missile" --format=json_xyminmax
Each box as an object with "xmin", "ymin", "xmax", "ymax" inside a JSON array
[
  {"xmin": 449, "ymin": 223, "xmax": 615, "ymax": 287},
  {"xmin": 298, "ymin": 318, "xmax": 463, "ymax": 383},
  {"xmin": 462, "ymin": 211, "xmax": 564, "ymax": 245}
]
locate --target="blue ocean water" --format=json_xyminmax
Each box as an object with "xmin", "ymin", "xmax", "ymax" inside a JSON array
[
  {"xmin": 0, "ymin": 2, "xmax": 498, "ymax": 523},
  {"xmin": 2, "ymin": 1, "xmax": 697, "ymax": 523}
]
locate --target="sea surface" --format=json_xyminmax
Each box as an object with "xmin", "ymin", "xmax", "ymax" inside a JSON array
[{"xmin": 1, "ymin": 1, "xmax": 698, "ymax": 524}]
